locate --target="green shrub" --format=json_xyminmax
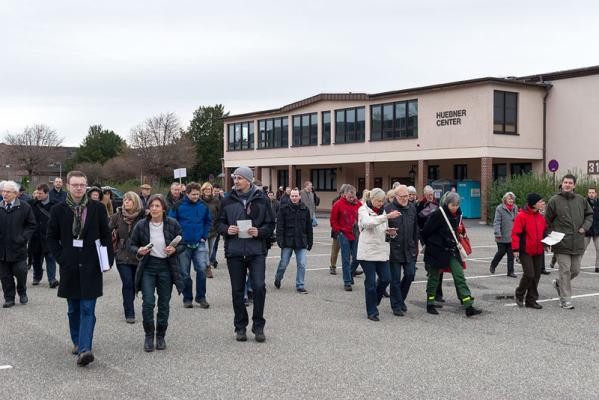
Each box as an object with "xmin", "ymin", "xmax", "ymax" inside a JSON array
[{"xmin": 487, "ymin": 171, "xmax": 598, "ymax": 223}]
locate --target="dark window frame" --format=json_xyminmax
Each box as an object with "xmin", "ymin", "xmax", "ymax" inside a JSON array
[
  {"xmin": 322, "ymin": 111, "xmax": 331, "ymax": 145},
  {"xmin": 334, "ymin": 107, "xmax": 365, "ymax": 144},
  {"xmin": 510, "ymin": 163, "xmax": 532, "ymax": 176},
  {"xmin": 370, "ymin": 99, "xmax": 418, "ymax": 141},
  {"xmin": 427, "ymin": 165, "xmax": 440, "ymax": 181},
  {"xmin": 311, "ymin": 168, "xmax": 337, "ymax": 191},
  {"xmin": 258, "ymin": 116, "xmax": 289, "ymax": 149},
  {"xmin": 494, "ymin": 90, "xmax": 518, "ymax": 135},
  {"xmin": 227, "ymin": 121, "xmax": 254, "ymax": 151},
  {"xmin": 454, "ymin": 164, "xmax": 467, "ymax": 181},
  {"xmin": 292, "ymin": 112, "xmax": 318, "ymax": 147}
]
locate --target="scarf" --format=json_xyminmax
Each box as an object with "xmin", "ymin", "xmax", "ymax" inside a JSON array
[
  {"xmin": 121, "ymin": 208, "xmax": 141, "ymax": 228},
  {"xmin": 66, "ymin": 193, "xmax": 89, "ymax": 239},
  {"xmin": 506, "ymin": 203, "xmax": 514, "ymax": 212}
]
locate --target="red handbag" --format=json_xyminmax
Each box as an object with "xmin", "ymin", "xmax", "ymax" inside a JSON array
[{"xmin": 457, "ymin": 221, "xmax": 472, "ymax": 256}]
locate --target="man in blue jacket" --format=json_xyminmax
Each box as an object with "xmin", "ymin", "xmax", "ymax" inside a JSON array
[
  {"xmin": 217, "ymin": 166, "xmax": 275, "ymax": 342},
  {"xmin": 168, "ymin": 182, "xmax": 212, "ymax": 309}
]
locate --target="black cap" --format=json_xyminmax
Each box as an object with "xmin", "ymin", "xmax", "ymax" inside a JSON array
[{"xmin": 527, "ymin": 193, "xmax": 543, "ymax": 208}]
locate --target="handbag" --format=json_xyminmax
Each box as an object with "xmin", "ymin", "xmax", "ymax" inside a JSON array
[
  {"xmin": 439, "ymin": 207, "xmax": 469, "ymax": 259},
  {"xmin": 457, "ymin": 218, "xmax": 472, "ymax": 255}
]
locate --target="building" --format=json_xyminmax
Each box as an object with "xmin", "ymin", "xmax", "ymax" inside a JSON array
[{"xmin": 222, "ymin": 66, "xmax": 599, "ymax": 220}]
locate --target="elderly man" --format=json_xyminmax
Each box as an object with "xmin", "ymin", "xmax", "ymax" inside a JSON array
[
  {"xmin": 139, "ymin": 184, "xmax": 152, "ymax": 209},
  {"xmin": 300, "ymin": 181, "xmax": 319, "ymax": 227},
  {"xmin": 165, "ymin": 182, "xmax": 184, "ymax": 210},
  {"xmin": 0, "ymin": 181, "xmax": 37, "ymax": 308},
  {"xmin": 49, "ymin": 177, "xmax": 67, "ymax": 203}
]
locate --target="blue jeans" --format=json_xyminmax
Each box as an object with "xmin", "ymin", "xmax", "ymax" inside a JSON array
[
  {"xmin": 208, "ymin": 235, "xmax": 219, "ymax": 266},
  {"xmin": 178, "ymin": 242, "xmax": 208, "ymax": 302},
  {"xmin": 360, "ymin": 260, "xmax": 390, "ymax": 317},
  {"xmin": 389, "ymin": 261, "xmax": 416, "ymax": 311},
  {"xmin": 275, "ymin": 247, "xmax": 307, "ymax": 289},
  {"xmin": 116, "ymin": 263, "xmax": 137, "ymax": 318},
  {"xmin": 67, "ymin": 298, "xmax": 97, "ymax": 354},
  {"xmin": 32, "ymin": 252, "xmax": 57, "ymax": 282},
  {"xmin": 338, "ymin": 232, "xmax": 359, "ymax": 285}
]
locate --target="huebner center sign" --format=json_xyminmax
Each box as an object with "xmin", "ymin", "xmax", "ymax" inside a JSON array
[{"xmin": 436, "ymin": 109, "xmax": 467, "ymax": 126}]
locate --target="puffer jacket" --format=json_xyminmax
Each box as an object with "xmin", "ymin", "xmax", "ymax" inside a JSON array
[
  {"xmin": 356, "ymin": 202, "xmax": 389, "ymax": 262},
  {"xmin": 511, "ymin": 206, "xmax": 547, "ymax": 256},
  {"xmin": 545, "ymin": 191, "xmax": 593, "ymax": 255},
  {"xmin": 129, "ymin": 216, "xmax": 185, "ymax": 294},
  {"xmin": 217, "ymin": 185, "xmax": 275, "ymax": 257},
  {"xmin": 586, "ymin": 198, "xmax": 599, "ymax": 237},
  {"xmin": 493, "ymin": 203, "xmax": 518, "ymax": 243}
]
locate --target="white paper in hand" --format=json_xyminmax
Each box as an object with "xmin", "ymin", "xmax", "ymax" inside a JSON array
[
  {"xmin": 237, "ymin": 220, "xmax": 252, "ymax": 239},
  {"xmin": 542, "ymin": 231, "xmax": 565, "ymax": 246}
]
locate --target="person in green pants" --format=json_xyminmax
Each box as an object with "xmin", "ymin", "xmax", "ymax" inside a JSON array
[{"xmin": 421, "ymin": 192, "xmax": 482, "ymax": 317}]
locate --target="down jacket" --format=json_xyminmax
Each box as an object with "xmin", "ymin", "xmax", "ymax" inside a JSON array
[
  {"xmin": 511, "ymin": 206, "xmax": 547, "ymax": 256},
  {"xmin": 356, "ymin": 202, "xmax": 389, "ymax": 262}
]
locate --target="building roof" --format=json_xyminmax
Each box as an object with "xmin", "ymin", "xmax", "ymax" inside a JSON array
[
  {"xmin": 224, "ymin": 77, "xmax": 549, "ymax": 121},
  {"xmin": 518, "ymin": 65, "xmax": 599, "ymax": 82}
]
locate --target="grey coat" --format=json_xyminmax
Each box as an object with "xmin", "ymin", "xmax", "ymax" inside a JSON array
[{"xmin": 493, "ymin": 203, "xmax": 518, "ymax": 243}]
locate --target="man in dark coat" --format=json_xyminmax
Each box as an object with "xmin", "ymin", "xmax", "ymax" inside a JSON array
[
  {"xmin": 217, "ymin": 166, "xmax": 275, "ymax": 343},
  {"xmin": 49, "ymin": 177, "xmax": 67, "ymax": 203},
  {"xmin": 274, "ymin": 188, "xmax": 313, "ymax": 293},
  {"xmin": 584, "ymin": 187, "xmax": 599, "ymax": 273},
  {"xmin": 28, "ymin": 183, "xmax": 59, "ymax": 287},
  {"xmin": 0, "ymin": 180, "xmax": 37, "ymax": 308},
  {"xmin": 47, "ymin": 171, "xmax": 114, "ymax": 367}
]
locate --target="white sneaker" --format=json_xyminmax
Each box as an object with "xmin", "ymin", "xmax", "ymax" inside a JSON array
[{"xmin": 560, "ymin": 301, "xmax": 574, "ymax": 310}]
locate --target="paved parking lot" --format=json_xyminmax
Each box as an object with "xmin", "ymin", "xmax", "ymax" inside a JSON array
[{"xmin": 1, "ymin": 217, "xmax": 599, "ymax": 399}]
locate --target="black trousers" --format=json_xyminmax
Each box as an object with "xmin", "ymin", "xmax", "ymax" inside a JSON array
[
  {"xmin": 0, "ymin": 260, "xmax": 28, "ymax": 301},
  {"xmin": 490, "ymin": 242, "xmax": 514, "ymax": 274},
  {"xmin": 227, "ymin": 255, "xmax": 266, "ymax": 331},
  {"xmin": 515, "ymin": 253, "xmax": 542, "ymax": 304}
]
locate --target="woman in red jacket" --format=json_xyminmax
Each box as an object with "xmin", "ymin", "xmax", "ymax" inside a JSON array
[{"xmin": 512, "ymin": 193, "xmax": 547, "ymax": 309}]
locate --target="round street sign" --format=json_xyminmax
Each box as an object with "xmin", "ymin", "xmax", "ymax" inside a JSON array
[{"xmin": 548, "ymin": 159, "xmax": 559, "ymax": 172}]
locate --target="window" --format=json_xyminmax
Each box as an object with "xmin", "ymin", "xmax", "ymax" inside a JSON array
[
  {"xmin": 493, "ymin": 164, "xmax": 507, "ymax": 182},
  {"xmin": 454, "ymin": 164, "xmax": 467, "ymax": 181},
  {"xmin": 277, "ymin": 169, "xmax": 289, "ymax": 188},
  {"xmin": 227, "ymin": 121, "xmax": 254, "ymax": 151},
  {"xmin": 295, "ymin": 169, "xmax": 302, "ymax": 189},
  {"xmin": 371, "ymin": 100, "xmax": 418, "ymax": 141},
  {"xmin": 322, "ymin": 111, "xmax": 331, "ymax": 144},
  {"xmin": 335, "ymin": 107, "xmax": 365, "ymax": 144},
  {"xmin": 428, "ymin": 165, "xmax": 440, "ymax": 181},
  {"xmin": 510, "ymin": 163, "xmax": 532, "ymax": 176},
  {"xmin": 258, "ymin": 117, "xmax": 288, "ymax": 149},
  {"xmin": 311, "ymin": 168, "xmax": 336, "ymax": 191},
  {"xmin": 292, "ymin": 113, "xmax": 317, "ymax": 146},
  {"xmin": 494, "ymin": 91, "xmax": 518, "ymax": 134}
]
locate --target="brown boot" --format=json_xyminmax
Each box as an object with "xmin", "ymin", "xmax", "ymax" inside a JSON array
[{"xmin": 206, "ymin": 265, "xmax": 214, "ymax": 279}]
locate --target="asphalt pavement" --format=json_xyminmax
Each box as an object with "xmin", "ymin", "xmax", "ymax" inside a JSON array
[{"xmin": 1, "ymin": 218, "xmax": 599, "ymax": 399}]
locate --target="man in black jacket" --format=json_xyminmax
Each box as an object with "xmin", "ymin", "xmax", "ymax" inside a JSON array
[
  {"xmin": 217, "ymin": 166, "xmax": 275, "ymax": 342},
  {"xmin": 0, "ymin": 181, "xmax": 37, "ymax": 308},
  {"xmin": 384, "ymin": 185, "xmax": 418, "ymax": 316},
  {"xmin": 585, "ymin": 187, "xmax": 599, "ymax": 273},
  {"xmin": 47, "ymin": 171, "xmax": 114, "ymax": 367},
  {"xmin": 28, "ymin": 183, "xmax": 59, "ymax": 287},
  {"xmin": 274, "ymin": 188, "xmax": 313, "ymax": 293}
]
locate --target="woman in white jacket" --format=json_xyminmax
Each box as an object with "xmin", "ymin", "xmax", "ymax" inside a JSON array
[{"xmin": 356, "ymin": 188, "xmax": 401, "ymax": 321}]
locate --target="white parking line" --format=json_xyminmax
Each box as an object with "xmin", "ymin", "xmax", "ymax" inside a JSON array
[
  {"xmin": 0, "ymin": 365, "xmax": 13, "ymax": 370},
  {"xmin": 505, "ymin": 292, "xmax": 599, "ymax": 307}
]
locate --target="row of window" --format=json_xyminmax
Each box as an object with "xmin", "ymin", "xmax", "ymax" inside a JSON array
[{"xmin": 227, "ymin": 91, "xmax": 517, "ymax": 151}]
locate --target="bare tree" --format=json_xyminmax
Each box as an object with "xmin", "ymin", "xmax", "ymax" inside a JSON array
[
  {"xmin": 129, "ymin": 112, "xmax": 196, "ymax": 179},
  {"xmin": 74, "ymin": 162, "xmax": 103, "ymax": 185},
  {"xmin": 4, "ymin": 124, "xmax": 64, "ymax": 179}
]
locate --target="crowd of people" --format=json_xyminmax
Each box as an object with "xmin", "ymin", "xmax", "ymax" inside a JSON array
[{"xmin": 0, "ymin": 169, "xmax": 597, "ymax": 367}]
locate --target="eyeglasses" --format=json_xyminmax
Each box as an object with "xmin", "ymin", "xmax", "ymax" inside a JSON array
[
  {"xmin": 397, "ymin": 195, "xmax": 409, "ymax": 199},
  {"xmin": 70, "ymin": 184, "xmax": 86, "ymax": 188}
]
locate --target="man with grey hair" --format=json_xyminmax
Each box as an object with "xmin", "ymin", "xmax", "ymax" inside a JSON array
[
  {"xmin": 300, "ymin": 181, "xmax": 318, "ymax": 227},
  {"xmin": 165, "ymin": 182, "xmax": 184, "ymax": 211},
  {"xmin": 407, "ymin": 186, "xmax": 417, "ymax": 204},
  {"xmin": 0, "ymin": 180, "xmax": 37, "ymax": 308}
]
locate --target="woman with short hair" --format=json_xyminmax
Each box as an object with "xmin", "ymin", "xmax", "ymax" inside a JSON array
[
  {"xmin": 421, "ymin": 192, "xmax": 482, "ymax": 317},
  {"xmin": 490, "ymin": 192, "xmax": 518, "ymax": 277}
]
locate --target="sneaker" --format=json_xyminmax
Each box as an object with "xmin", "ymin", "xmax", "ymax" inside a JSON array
[
  {"xmin": 32, "ymin": 279, "xmax": 40, "ymax": 286},
  {"xmin": 344, "ymin": 284, "xmax": 352, "ymax": 291},
  {"xmin": 392, "ymin": 309, "xmax": 404, "ymax": 316},
  {"xmin": 329, "ymin": 266, "xmax": 337, "ymax": 275},
  {"xmin": 274, "ymin": 279, "xmax": 281, "ymax": 289},
  {"xmin": 465, "ymin": 306, "xmax": 482, "ymax": 317},
  {"xmin": 560, "ymin": 301, "xmax": 574, "ymax": 310},
  {"xmin": 125, "ymin": 317, "xmax": 136, "ymax": 324},
  {"xmin": 552, "ymin": 279, "xmax": 561, "ymax": 298},
  {"xmin": 400, "ymin": 304, "xmax": 408, "ymax": 312},
  {"xmin": 183, "ymin": 302, "xmax": 194, "ymax": 309},
  {"xmin": 19, "ymin": 294, "xmax": 28, "ymax": 305},
  {"xmin": 525, "ymin": 302, "xmax": 542, "ymax": 309},
  {"xmin": 426, "ymin": 305, "xmax": 439, "ymax": 315},
  {"xmin": 49, "ymin": 280, "xmax": 59, "ymax": 288},
  {"xmin": 77, "ymin": 351, "xmax": 94, "ymax": 367},
  {"xmin": 507, "ymin": 273, "xmax": 517, "ymax": 278},
  {"xmin": 197, "ymin": 299, "xmax": 210, "ymax": 309},
  {"xmin": 296, "ymin": 288, "xmax": 308, "ymax": 294},
  {"xmin": 251, "ymin": 326, "xmax": 265, "ymax": 342},
  {"xmin": 367, "ymin": 314, "xmax": 380, "ymax": 321},
  {"xmin": 235, "ymin": 329, "xmax": 247, "ymax": 342}
]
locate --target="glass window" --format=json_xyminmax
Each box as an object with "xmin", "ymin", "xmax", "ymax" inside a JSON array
[
  {"xmin": 301, "ymin": 114, "xmax": 310, "ymax": 145},
  {"xmin": 311, "ymin": 168, "xmax": 337, "ymax": 191},
  {"xmin": 454, "ymin": 164, "xmax": 467, "ymax": 181},
  {"xmin": 370, "ymin": 100, "xmax": 418, "ymax": 141},
  {"xmin": 370, "ymin": 105, "xmax": 382, "ymax": 141},
  {"xmin": 227, "ymin": 121, "xmax": 254, "ymax": 151},
  {"xmin": 291, "ymin": 113, "xmax": 317, "ymax": 146},
  {"xmin": 335, "ymin": 111, "xmax": 345, "ymax": 144},
  {"xmin": 494, "ymin": 90, "xmax": 518, "ymax": 134},
  {"xmin": 293, "ymin": 116, "xmax": 301, "ymax": 146},
  {"xmin": 335, "ymin": 107, "xmax": 365, "ymax": 144},
  {"xmin": 257, "ymin": 117, "xmax": 288, "ymax": 149},
  {"xmin": 322, "ymin": 111, "xmax": 331, "ymax": 144},
  {"xmin": 383, "ymin": 104, "xmax": 394, "ymax": 139}
]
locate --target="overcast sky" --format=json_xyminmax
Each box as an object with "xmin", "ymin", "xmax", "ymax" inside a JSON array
[{"xmin": 1, "ymin": 0, "xmax": 598, "ymax": 146}]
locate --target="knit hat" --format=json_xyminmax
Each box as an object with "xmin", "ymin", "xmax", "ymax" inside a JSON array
[
  {"xmin": 526, "ymin": 193, "xmax": 543, "ymax": 208},
  {"xmin": 231, "ymin": 166, "xmax": 254, "ymax": 183}
]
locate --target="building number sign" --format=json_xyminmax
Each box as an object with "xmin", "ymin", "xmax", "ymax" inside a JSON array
[{"xmin": 588, "ymin": 160, "xmax": 599, "ymax": 175}]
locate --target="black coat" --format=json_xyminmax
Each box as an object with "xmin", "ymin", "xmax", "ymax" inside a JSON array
[
  {"xmin": 28, "ymin": 198, "xmax": 57, "ymax": 255},
  {"xmin": 586, "ymin": 198, "xmax": 599, "ymax": 237},
  {"xmin": 384, "ymin": 199, "xmax": 418, "ymax": 263},
  {"xmin": 217, "ymin": 186, "xmax": 275, "ymax": 258},
  {"xmin": 276, "ymin": 202, "xmax": 313, "ymax": 250},
  {"xmin": 47, "ymin": 200, "xmax": 114, "ymax": 299},
  {"xmin": 129, "ymin": 216, "xmax": 184, "ymax": 294},
  {"xmin": 421, "ymin": 205, "xmax": 463, "ymax": 269},
  {"xmin": 0, "ymin": 199, "xmax": 37, "ymax": 262}
]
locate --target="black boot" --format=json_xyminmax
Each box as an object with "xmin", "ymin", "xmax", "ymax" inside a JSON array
[
  {"xmin": 156, "ymin": 323, "xmax": 168, "ymax": 350},
  {"xmin": 143, "ymin": 322, "xmax": 155, "ymax": 352},
  {"xmin": 465, "ymin": 306, "xmax": 482, "ymax": 317},
  {"xmin": 426, "ymin": 305, "xmax": 439, "ymax": 315}
]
